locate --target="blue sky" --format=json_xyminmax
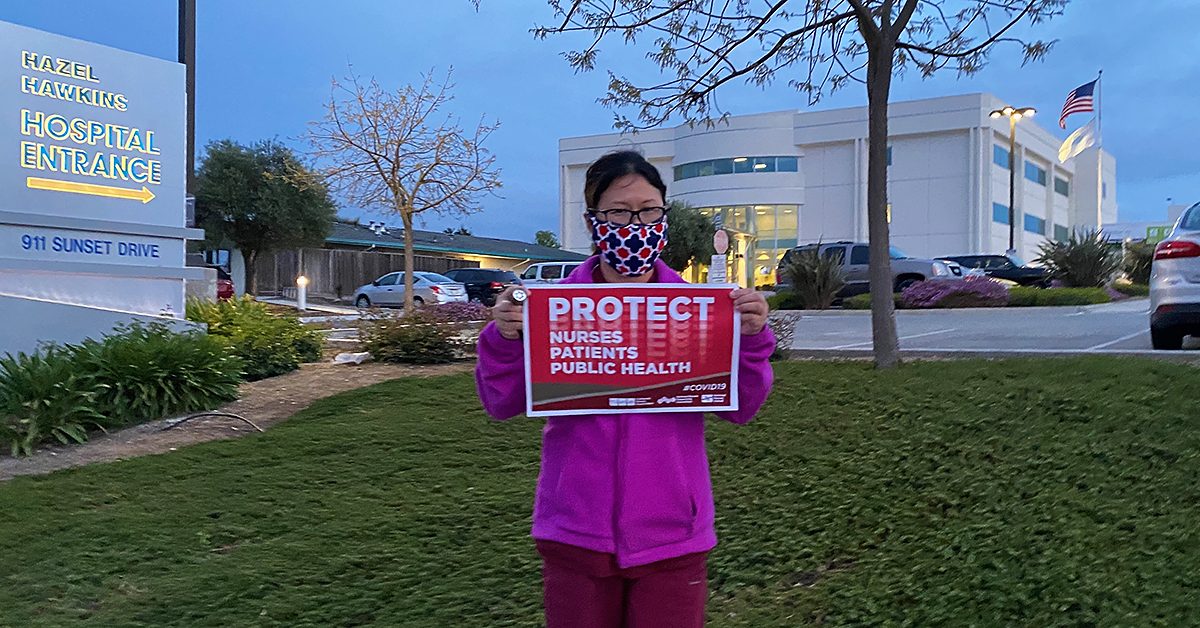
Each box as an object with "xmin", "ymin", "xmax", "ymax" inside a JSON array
[{"xmin": 4, "ymin": 0, "xmax": 1197, "ymax": 242}]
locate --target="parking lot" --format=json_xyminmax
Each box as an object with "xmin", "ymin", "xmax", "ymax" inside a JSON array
[{"xmin": 788, "ymin": 299, "xmax": 1200, "ymax": 357}]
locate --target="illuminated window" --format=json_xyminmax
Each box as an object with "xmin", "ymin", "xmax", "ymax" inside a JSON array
[{"xmin": 673, "ymin": 156, "xmax": 798, "ymax": 180}]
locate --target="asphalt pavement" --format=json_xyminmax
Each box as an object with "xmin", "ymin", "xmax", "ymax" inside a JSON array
[{"xmin": 787, "ymin": 299, "xmax": 1200, "ymax": 358}]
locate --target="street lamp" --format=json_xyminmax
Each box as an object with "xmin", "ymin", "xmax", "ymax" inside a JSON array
[{"xmin": 990, "ymin": 106, "xmax": 1036, "ymax": 256}]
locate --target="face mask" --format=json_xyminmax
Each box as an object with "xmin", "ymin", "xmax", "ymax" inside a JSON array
[{"xmin": 589, "ymin": 215, "xmax": 668, "ymax": 277}]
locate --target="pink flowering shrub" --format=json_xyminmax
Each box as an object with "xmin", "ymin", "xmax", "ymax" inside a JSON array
[
  {"xmin": 1104, "ymin": 286, "xmax": 1129, "ymax": 301},
  {"xmin": 901, "ymin": 276, "xmax": 1010, "ymax": 309},
  {"xmin": 417, "ymin": 302, "xmax": 493, "ymax": 324}
]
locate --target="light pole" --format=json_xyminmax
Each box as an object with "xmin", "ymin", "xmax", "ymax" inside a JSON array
[
  {"xmin": 179, "ymin": 0, "xmax": 196, "ymax": 195},
  {"xmin": 990, "ymin": 106, "xmax": 1036, "ymax": 256}
]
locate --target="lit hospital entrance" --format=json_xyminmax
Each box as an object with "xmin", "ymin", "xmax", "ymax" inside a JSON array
[{"xmin": 690, "ymin": 205, "xmax": 798, "ymax": 288}]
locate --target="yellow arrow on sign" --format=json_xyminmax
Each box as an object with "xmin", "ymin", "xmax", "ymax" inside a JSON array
[{"xmin": 27, "ymin": 177, "xmax": 156, "ymax": 204}]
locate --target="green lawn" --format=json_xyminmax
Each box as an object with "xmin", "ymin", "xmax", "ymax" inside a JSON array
[{"xmin": 2, "ymin": 358, "xmax": 1198, "ymax": 627}]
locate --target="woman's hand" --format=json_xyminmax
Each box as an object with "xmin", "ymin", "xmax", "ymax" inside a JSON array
[
  {"xmin": 730, "ymin": 288, "xmax": 769, "ymax": 336},
  {"xmin": 492, "ymin": 286, "xmax": 525, "ymax": 340}
]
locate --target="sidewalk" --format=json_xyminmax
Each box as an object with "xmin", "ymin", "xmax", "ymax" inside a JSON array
[{"xmin": 255, "ymin": 296, "xmax": 360, "ymax": 316}]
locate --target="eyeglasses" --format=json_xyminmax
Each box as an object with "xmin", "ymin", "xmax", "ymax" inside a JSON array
[{"xmin": 589, "ymin": 206, "xmax": 669, "ymax": 226}]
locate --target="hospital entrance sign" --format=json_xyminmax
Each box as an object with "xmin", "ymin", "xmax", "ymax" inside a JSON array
[{"xmin": 0, "ymin": 20, "xmax": 203, "ymax": 356}]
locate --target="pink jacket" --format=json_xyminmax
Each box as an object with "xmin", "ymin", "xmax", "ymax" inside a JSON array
[{"xmin": 475, "ymin": 256, "xmax": 775, "ymax": 568}]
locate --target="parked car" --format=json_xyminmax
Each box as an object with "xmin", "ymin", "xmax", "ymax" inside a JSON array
[
  {"xmin": 208, "ymin": 266, "xmax": 235, "ymax": 301},
  {"xmin": 938, "ymin": 254, "xmax": 1049, "ymax": 287},
  {"xmin": 520, "ymin": 261, "xmax": 584, "ymax": 284},
  {"xmin": 1149, "ymin": 202, "xmax": 1200, "ymax": 350},
  {"xmin": 443, "ymin": 268, "xmax": 521, "ymax": 305},
  {"xmin": 776, "ymin": 242, "xmax": 963, "ymax": 297},
  {"xmin": 353, "ymin": 271, "xmax": 468, "ymax": 308}
]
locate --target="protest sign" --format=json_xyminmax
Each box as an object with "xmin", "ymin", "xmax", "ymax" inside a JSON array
[{"xmin": 522, "ymin": 284, "xmax": 740, "ymax": 416}]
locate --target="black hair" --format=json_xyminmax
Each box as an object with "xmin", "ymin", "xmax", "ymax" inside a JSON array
[{"xmin": 583, "ymin": 150, "xmax": 667, "ymax": 209}]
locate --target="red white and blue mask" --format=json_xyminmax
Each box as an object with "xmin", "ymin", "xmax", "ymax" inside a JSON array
[{"xmin": 589, "ymin": 215, "xmax": 668, "ymax": 277}]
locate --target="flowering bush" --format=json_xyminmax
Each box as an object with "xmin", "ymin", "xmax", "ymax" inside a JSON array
[
  {"xmin": 415, "ymin": 302, "xmax": 493, "ymax": 324},
  {"xmin": 901, "ymin": 276, "xmax": 1009, "ymax": 309},
  {"xmin": 1105, "ymin": 286, "xmax": 1129, "ymax": 301}
]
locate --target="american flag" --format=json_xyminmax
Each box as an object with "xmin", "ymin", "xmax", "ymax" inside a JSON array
[{"xmin": 1059, "ymin": 79, "xmax": 1097, "ymax": 129}]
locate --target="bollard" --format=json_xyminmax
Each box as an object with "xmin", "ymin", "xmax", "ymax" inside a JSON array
[{"xmin": 297, "ymin": 276, "xmax": 309, "ymax": 311}]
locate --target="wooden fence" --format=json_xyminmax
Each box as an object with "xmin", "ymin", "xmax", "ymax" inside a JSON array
[{"xmin": 255, "ymin": 248, "xmax": 479, "ymax": 300}]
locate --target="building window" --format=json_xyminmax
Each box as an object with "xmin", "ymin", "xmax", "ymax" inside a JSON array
[
  {"xmin": 673, "ymin": 156, "xmax": 798, "ymax": 181},
  {"xmin": 887, "ymin": 146, "xmax": 892, "ymax": 166},
  {"xmin": 753, "ymin": 157, "xmax": 776, "ymax": 172},
  {"xmin": 993, "ymin": 202, "xmax": 1010, "ymax": 225},
  {"xmin": 1024, "ymin": 214, "xmax": 1046, "ymax": 235},
  {"xmin": 1054, "ymin": 177, "xmax": 1069, "ymax": 196},
  {"xmin": 1054, "ymin": 224, "xmax": 1069, "ymax": 242},
  {"xmin": 993, "ymin": 145, "xmax": 1010, "ymax": 168},
  {"xmin": 1024, "ymin": 161, "xmax": 1047, "ymax": 186}
]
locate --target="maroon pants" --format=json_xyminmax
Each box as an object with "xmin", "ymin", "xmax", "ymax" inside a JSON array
[{"xmin": 536, "ymin": 539, "xmax": 708, "ymax": 628}]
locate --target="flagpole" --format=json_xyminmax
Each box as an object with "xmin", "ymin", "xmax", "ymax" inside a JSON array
[{"xmin": 1096, "ymin": 70, "xmax": 1103, "ymax": 229}]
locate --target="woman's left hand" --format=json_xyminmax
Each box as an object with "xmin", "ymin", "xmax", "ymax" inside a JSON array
[{"xmin": 730, "ymin": 288, "xmax": 769, "ymax": 336}]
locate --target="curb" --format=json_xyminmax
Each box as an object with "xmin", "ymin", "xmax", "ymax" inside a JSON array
[
  {"xmin": 778, "ymin": 303, "xmax": 1150, "ymax": 317},
  {"xmin": 784, "ymin": 348, "xmax": 1200, "ymax": 365}
]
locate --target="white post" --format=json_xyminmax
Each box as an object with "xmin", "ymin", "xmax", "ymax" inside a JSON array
[{"xmin": 297, "ymin": 276, "xmax": 309, "ymax": 311}]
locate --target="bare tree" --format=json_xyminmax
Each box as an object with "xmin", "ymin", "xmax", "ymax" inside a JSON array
[
  {"xmin": 306, "ymin": 68, "xmax": 502, "ymax": 313},
  {"xmin": 535, "ymin": 0, "xmax": 1066, "ymax": 368}
]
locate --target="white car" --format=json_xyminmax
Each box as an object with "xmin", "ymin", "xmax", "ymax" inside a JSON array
[
  {"xmin": 353, "ymin": 271, "xmax": 468, "ymax": 308},
  {"xmin": 1149, "ymin": 202, "xmax": 1200, "ymax": 350},
  {"xmin": 520, "ymin": 261, "xmax": 584, "ymax": 284}
]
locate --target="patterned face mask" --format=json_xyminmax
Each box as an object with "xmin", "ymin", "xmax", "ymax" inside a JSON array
[{"xmin": 589, "ymin": 215, "xmax": 668, "ymax": 277}]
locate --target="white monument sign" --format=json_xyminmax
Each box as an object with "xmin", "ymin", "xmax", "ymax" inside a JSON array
[{"xmin": 0, "ymin": 20, "xmax": 204, "ymax": 356}]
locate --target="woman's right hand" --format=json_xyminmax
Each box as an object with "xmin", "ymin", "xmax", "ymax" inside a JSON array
[{"xmin": 492, "ymin": 286, "xmax": 525, "ymax": 340}]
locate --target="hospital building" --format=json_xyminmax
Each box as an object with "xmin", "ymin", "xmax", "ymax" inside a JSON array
[{"xmin": 558, "ymin": 93, "xmax": 1116, "ymax": 287}]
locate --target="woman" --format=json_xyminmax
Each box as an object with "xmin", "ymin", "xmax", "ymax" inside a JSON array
[{"xmin": 475, "ymin": 150, "xmax": 775, "ymax": 628}]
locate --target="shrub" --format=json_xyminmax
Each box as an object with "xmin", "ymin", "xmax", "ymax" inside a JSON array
[
  {"xmin": 360, "ymin": 312, "xmax": 462, "ymax": 364},
  {"xmin": 0, "ymin": 323, "xmax": 243, "ymax": 456},
  {"xmin": 419, "ymin": 302, "xmax": 492, "ymax": 324},
  {"xmin": 1112, "ymin": 282, "xmax": 1150, "ymax": 298},
  {"xmin": 767, "ymin": 312, "xmax": 800, "ymax": 361},
  {"xmin": 68, "ymin": 323, "xmax": 243, "ymax": 427},
  {"xmin": 842, "ymin": 293, "xmax": 904, "ymax": 310},
  {"xmin": 1035, "ymin": 228, "xmax": 1122, "ymax": 287},
  {"xmin": 0, "ymin": 347, "xmax": 104, "ymax": 456},
  {"xmin": 187, "ymin": 297, "xmax": 323, "ymax": 381},
  {"xmin": 781, "ymin": 247, "xmax": 846, "ymax": 310},
  {"xmin": 901, "ymin": 276, "xmax": 1009, "ymax": 309},
  {"xmin": 1123, "ymin": 240, "xmax": 1155, "ymax": 284},
  {"xmin": 1007, "ymin": 286, "xmax": 1111, "ymax": 307},
  {"xmin": 767, "ymin": 292, "xmax": 804, "ymax": 311}
]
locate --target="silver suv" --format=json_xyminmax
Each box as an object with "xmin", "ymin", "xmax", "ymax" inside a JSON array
[
  {"xmin": 775, "ymin": 242, "xmax": 963, "ymax": 296},
  {"xmin": 1149, "ymin": 202, "xmax": 1200, "ymax": 350}
]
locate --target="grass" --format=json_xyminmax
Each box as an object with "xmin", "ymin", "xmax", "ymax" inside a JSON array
[{"xmin": 2, "ymin": 359, "xmax": 1199, "ymax": 627}]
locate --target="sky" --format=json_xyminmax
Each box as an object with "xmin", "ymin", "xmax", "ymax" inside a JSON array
[{"xmin": 4, "ymin": 0, "xmax": 1198, "ymax": 243}]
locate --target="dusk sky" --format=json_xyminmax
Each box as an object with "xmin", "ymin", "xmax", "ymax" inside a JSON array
[{"xmin": 4, "ymin": 0, "xmax": 1197, "ymax": 243}]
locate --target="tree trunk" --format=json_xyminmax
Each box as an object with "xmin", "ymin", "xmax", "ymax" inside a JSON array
[
  {"xmin": 865, "ymin": 43, "xmax": 901, "ymax": 370},
  {"xmin": 401, "ymin": 210, "xmax": 416, "ymax": 314},
  {"xmin": 242, "ymin": 248, "xmax": 259, "ymax": 296}
]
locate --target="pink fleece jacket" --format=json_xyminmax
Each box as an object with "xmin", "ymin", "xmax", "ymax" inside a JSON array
[{"xmin": 475, "ymin": 256, "xmax": 775, "ymax": 568}]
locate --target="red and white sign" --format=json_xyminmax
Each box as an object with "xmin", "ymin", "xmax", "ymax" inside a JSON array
[{"xmin": 522, "ymin": 284, "xmax": 740, "ymax": 417}]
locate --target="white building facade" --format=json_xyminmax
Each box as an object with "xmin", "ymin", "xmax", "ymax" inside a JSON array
[{"xmin": 559, "ymin": 93, "xmax": 1117, "ymax": 287}]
